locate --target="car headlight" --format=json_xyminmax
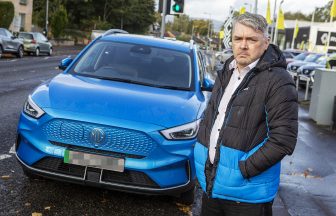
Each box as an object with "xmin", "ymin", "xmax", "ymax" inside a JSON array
[
  {"xmin": 303, "ymin": 69, "xmax": 310, "ymax": 74},
  {"xmin": 23, "ymin": 95, "xmax": 45, "ymax": 119},
  {"xmin": 160, "ymin": 119, "xmax": 201, "ymax": 140}
]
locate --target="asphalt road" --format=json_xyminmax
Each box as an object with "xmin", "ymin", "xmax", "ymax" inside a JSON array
[{"xmin": 1, "ymin": 47, "xmax": 335, "ymax": 216}]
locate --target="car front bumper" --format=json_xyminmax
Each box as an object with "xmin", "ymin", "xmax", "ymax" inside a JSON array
[{"xmin": 16, "ymin": 112, "xmax": 196, "ymax": 196}]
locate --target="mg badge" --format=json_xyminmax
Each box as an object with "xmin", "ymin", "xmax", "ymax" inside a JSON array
[{"xmin": 90, "ymin": 128, "xmax": 106, "ymax": 147}]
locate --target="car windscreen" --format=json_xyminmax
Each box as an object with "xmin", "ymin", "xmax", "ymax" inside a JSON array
[
  {"xmin": 304, "ymin": 54, "xmax": 322, "ymax": 62},
  {"xmin": 316, "ymin": 56, "xmax": 327, "ymax": 65},
  {"xmin": 293, "ymin": 53, "xmax": 307, "ymax": 61},
  {"xmin": 70, "ymin": 41, "xmax": 193, "ymax": 90},
  {"xmin": 18, "ymin": 33, "xmax": 33, "ymax": 40}
]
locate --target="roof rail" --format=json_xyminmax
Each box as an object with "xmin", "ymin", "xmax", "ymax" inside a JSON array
[
  {"xmin": 103, "ymin": 29, "xmax": 129, "ymax": 37},
  {"xmin": 189, "ymin": 39, "xmax": 194, "ymax": 49}
]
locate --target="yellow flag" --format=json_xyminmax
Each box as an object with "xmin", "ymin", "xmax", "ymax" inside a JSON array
[
  {"xmin": 293, "ymin": 20, "xmax": 299, "ymax": 39},
  {"xmin": 266, "ymin": 0, "xmax": 272, "ymax": 24},
  {"xmin": 277, "ymin": 8, "xmax": 285, "ymax": 30},
  {"xmin": 219, "ymin": 31, "xmax": 224, "ymax": 39},
  {"xmin": 240, "ymin": 7, "xmax": 246, "ymax": 15},
  {"xmin": 331, "ymin": 0, "xmax": 336, "ymax": 18}
]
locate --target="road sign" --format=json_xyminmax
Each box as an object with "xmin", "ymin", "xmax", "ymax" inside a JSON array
[{"xmin": 223, "ymin": 8, "xmax": 234, "ymax": 49}]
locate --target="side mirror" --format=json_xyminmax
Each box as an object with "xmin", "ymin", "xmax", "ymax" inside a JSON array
[
  {"xmin": 59, "ymin": 57, "xmax": 73, "ymax": 71},
  {"xmin": 201, "ymin": 77, "xmax": 214, "ymax": 92}
]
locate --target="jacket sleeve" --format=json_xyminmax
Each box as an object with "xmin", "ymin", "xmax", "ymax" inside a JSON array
[{"xmin": 239, "ymin": 70, "xmax": 298, "ymax": 178}]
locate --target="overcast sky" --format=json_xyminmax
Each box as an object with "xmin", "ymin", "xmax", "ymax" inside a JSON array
[{"xmin": 159, "ymin": 0, "xmax": 331, "ymax": 21}]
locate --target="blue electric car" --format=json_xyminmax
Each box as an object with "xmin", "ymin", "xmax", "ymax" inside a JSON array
[{"xmin": 15, "ymin": 30, "xmax": 213, "ymax": 203}]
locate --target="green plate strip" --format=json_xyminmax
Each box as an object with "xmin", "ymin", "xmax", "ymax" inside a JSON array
[{"xmin": 64, "ymin": 149, "xmax": 70, "ymax": 163}]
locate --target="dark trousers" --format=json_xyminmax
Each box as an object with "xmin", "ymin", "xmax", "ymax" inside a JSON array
[{"xmin": 201, "ymin": 193, "xmax": 273, "ymax": 216}]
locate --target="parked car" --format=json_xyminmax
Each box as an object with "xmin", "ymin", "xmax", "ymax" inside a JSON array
[
  {"xmin": 18, "ymin": 32, "xmax": 53, "ymax": 56},
  {"xmin": 215, "ymin": 48, "xmax": 233, "ymax": 63},
  {"xmin": 296, "ymin": 55, "xmax": 328, "ymax": 88},
  {"xmin": 287, "ymin": 53, "xmax": 324, "ymax": 72},
  {"xmin": 15, "ymin": 31, "xmax": 213, "ymax": 204},
  {"xmin": 286, "ymin": 51, "xmax": 311, "ymax": 65},
  {"xmin": 0, "ymin": 28, "xmax": 24, "ymax": 59}
]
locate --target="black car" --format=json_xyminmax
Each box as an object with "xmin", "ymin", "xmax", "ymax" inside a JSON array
[{"xmin": 0, "ymin": 28, "xmax": 24, "ymax": 59}]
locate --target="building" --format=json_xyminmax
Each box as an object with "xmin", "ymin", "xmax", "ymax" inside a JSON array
[
  {"xmin": 0, "ymin": 0, "xmax": 33, "ymax": 32},
  {"xmin": 279, "ymin": 20, "xmax": 336, "ymax": 53}
]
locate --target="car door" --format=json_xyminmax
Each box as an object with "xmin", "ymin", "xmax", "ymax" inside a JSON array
[
  {"xmin": 5, "ymin": 29, "xmax": 19, "ymax": 51},
  {"xmin": 0, "ymin": 29, "xmax": 12, "ymax": 51},
  {"xmin": 37, "ymin": 33, "xmax": 49, "ymax": 53}
]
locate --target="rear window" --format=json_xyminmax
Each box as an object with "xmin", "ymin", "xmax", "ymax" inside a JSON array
[
  {"xmin": 70, "ymin": 41, "xmax": 193, "ymax": 90},
  {"xmin": 18, "ymin": 33, "xmax": 33, "ymax": 40}
]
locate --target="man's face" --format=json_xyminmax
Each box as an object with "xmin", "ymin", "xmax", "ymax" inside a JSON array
[{"xmin": 232, "ymin": 23, "xmax": 270, "ymax": 69}]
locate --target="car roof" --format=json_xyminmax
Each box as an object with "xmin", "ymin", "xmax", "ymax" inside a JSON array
[{"xmin": 98, "ymin": 34, "xmax": 192, "ymax": 53}]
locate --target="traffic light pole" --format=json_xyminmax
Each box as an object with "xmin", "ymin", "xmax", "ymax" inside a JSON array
[{"xmin": 160, "ymin": 0, "xmax": 168, "ymax": 38}]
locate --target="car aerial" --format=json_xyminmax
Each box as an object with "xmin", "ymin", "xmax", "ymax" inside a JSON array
[
  {"xmin": 18, "ymin": 32, "xmax": 53, "ymax": 56},
  {"xmin": 15, "ymin": 30, "xmax": 214, "ymax": 204},
  {"xmin": 287, "ymin": 53, "xmax": 324, "ymax": 72},
  {"xmin": 0, "ymin": 28, "xmax": 24, "ymax": 59}
]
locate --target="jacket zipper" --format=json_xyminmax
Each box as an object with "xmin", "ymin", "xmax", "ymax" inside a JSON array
[{"xmin": 206, "ymin": 70, "xmax": 256, "ymax": 196}]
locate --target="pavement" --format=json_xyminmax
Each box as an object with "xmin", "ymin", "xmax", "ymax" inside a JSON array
[{"xmin": 273, "ymin": 91, "xmax": 336, "ymax": 216}]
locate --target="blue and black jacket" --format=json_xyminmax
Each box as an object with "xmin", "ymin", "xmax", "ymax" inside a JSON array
[{"xmin": 194, "ymin": 44, "xmax": 298, "ymax": 203}]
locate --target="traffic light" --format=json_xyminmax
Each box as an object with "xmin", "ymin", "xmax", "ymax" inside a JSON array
[
  {"xmin": 172, "ymin": 0, "xmax": 184, "ymax": 13},
  {"xmin": 158, "ymin": 0, "xmax": 171, "ymax": 14}
]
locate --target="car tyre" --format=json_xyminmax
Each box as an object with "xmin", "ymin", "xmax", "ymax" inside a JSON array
[
  {"xmin": 48, "ymin": 47, "xmax": 53, "ymax": 56},
  {"xmin": 0, "ymin": 45, "xmax": 3, "ymax": 59},
  {"xmin": 177, "ymin": 188, "xmax": 195, "ymax": 205},
  {"xmin": 35, "ymin": 48, "xmax": 40, "ymax": 57},
  {"xmin": 16, "ymin": 46, "xmax": 24, "ymax": 58}
]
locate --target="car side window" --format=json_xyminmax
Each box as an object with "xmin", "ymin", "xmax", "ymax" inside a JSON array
[
  {"xmin": 39, "ymin": 33, "xmax": 47, "ymax": 42},
  {"xmin": 4, "ymin": 29, "xmax": 12, "ymax": 38},
  {"xmin": 0, "ymin": 29, "xmax": 6, "ymax": 36}
]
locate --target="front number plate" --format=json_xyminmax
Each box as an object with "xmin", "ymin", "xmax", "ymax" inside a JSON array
[{"xmin": 64, "ymin": 150, "xmax": 124, "ymax": 172}]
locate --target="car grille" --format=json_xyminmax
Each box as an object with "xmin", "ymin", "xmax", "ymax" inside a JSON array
[
  {"xmin": 33, "ymin": 157, "xmax": 159, "ymax": 188},
  {"xmin": 42, "ymin": 119, "xmax": 157, "ymax": 157},
  {"xmin": 50, "ymin": 141, "xmax": 145, "ymax": 159}
]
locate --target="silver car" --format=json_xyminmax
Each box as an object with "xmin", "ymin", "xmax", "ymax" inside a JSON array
[
  {"xmin": 18, "ymin": 32, "xmax": 52, "ymax": 56},
  {"xmin": 0, "ymin": 28, "xmax": 24, "ymax": 59}
]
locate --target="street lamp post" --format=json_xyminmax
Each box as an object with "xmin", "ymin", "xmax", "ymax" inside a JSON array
[
  {"xmin": 270, "ymin": 0, "xmax": 278, "ymax": 43},
  {"xmin": 244, "ymin": 3, "xmax": 252, "ymax": 12},
  {"xmin": 204, "ymin": 12, "xmax": 212, "ymax": 51},
  {"xmin": 273, "ymin": 0, "xmax": 284, "ymax": 45},
  {"xmin": 45, "ymin": 0, "xmax": 49, "ymax": 36},
  {"xmin": 160, "ymin": 0, "xmax": 168, "ymax": 38},
  {"xmin": 254, "ymin": 0, "xmax": 258, "ymax": 14}
]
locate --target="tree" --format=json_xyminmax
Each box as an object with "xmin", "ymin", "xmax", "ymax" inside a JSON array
[
  {"xmin": 50, "ymin": 5, "xmax": 68, "ymax": 38},
  {"xmin": 284, "ymin": 12, "xmax": 310, "ymax": 21},
  {"xmin": 0, "ymin": 1, "xmax": 14, "ymax": 29}
]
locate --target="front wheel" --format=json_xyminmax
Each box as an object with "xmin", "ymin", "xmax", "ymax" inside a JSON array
[
  {"xmin": 16, "ymin": 46, "xmax": 24, "ymax": 58},
  {"xmin": 177, "ymin": 188, "xmax": 195, "ymax": 205}
]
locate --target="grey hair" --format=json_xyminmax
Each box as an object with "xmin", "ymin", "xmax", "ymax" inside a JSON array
[{"xmin": 233, "ymin": 12, "xmax": 269, "ymax": 38}]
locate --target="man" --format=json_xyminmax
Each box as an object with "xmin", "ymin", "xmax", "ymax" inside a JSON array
[{"xmin": 194, "ymin": 13, "xmax": 298, "ymax": 216}]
